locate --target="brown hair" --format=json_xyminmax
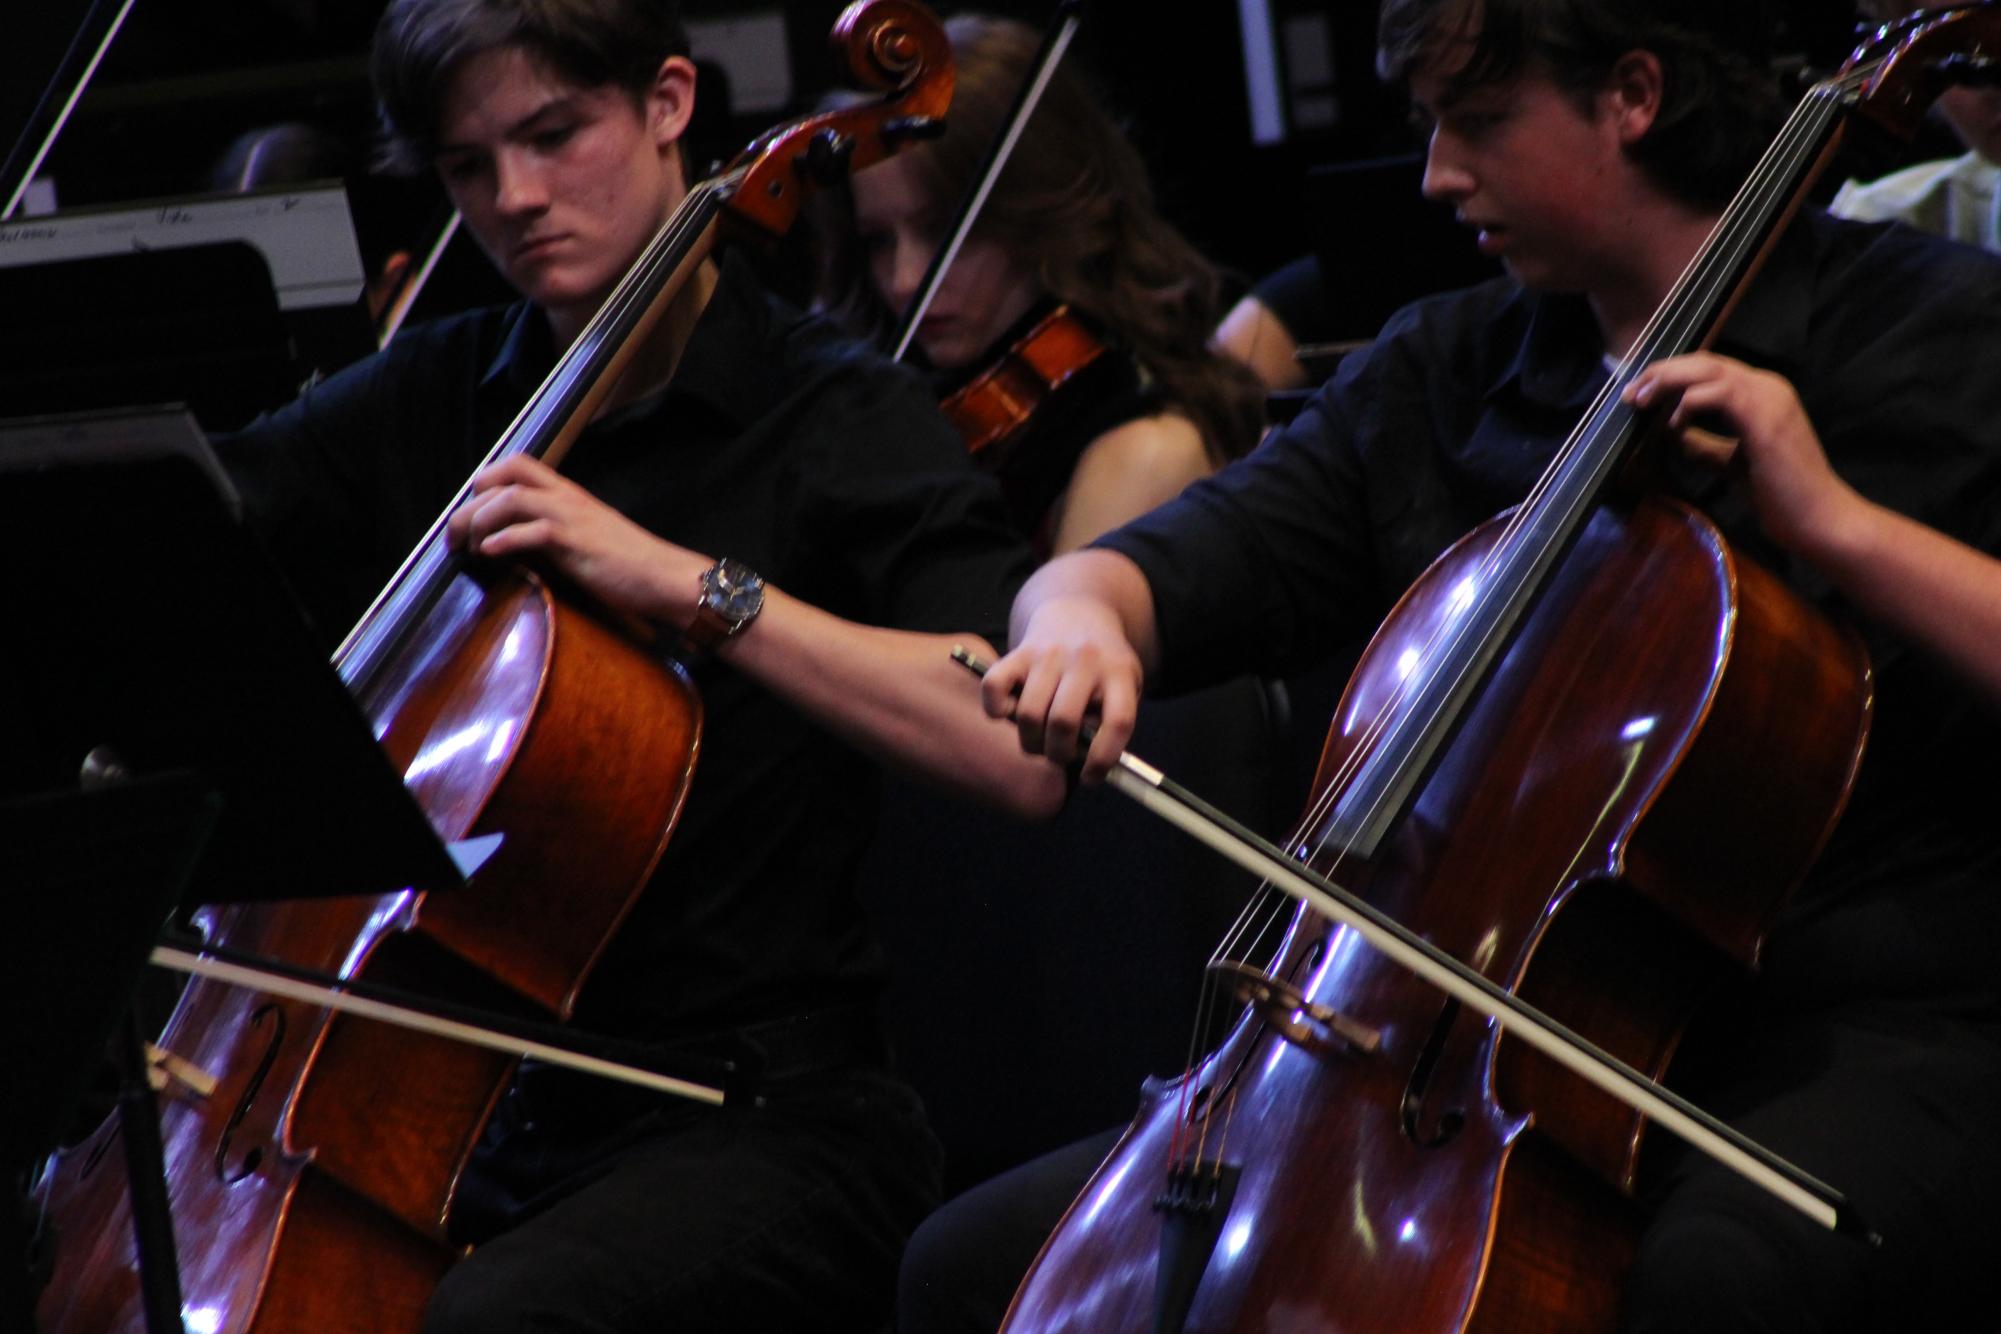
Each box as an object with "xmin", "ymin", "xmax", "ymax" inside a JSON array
[
  {"xmin": 817, "ymin": 14, "xmax": 1264, "ymax": 466},
  {"xmin": 1377, "ymin": 0, "xmax": 1787, "ymax": 208},
  {"xmin": 371, "ymin": 0, "xmax": 690, "ymax": 174}
]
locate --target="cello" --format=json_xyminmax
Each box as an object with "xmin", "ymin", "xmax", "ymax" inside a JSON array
[
  {"xmin": 30, "ymin": 4, "xmax": 952, "ymax": 1330},
  {"xmin": 992, "ymin": 8, "xmax": 2000, "ymax": 1331}
]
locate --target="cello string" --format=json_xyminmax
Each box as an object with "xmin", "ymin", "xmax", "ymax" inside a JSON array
[
  {"xmin": 1277, "ymin": 73, "xmax": 1849, "ymax": 881},
  {"xmin": 1267, "ymin": 88, "xmax": 1837, "ymax": 892},
  {"xmin": 1200, "ymin": 69, "xmax": 1858, "ymax": 1032},
  {"xmin": 1197, "ymin": 76, "xmax": 1856, "ymax": 1081},
  {"xmin": 1179, "ymin": 78, "xmax": 1856, "ymax": 981},
  {"xmin": 1105, "ymin": 749, "xmax": 1863, "ymax": 1236},
  {"xmin": 1158, "ymin": 57, "xmax": 1873, "ymax": 1168},
  {"xmin": 1174, "ymin": 44, "xmax": 1887, "ymax": 1195},
  {"xmin": 335, "ymin": 171, "xmax": 735, "ymax": 682},
  {"xmin": 1217, "ymin": 48, "xmax": 1885, "ymax": 967}
]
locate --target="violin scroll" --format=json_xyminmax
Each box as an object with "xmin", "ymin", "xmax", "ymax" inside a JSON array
[{"xmin": 724, "ymin": 0, "xmax": 952, "ymax": 239}]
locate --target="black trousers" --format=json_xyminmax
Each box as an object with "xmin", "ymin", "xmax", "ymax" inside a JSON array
[
  {"xmin": 897, "ymin": 1004, "xmax": 2001, "ymax": 1334},
  {"xmin": 1619, "ymin": 1001, "xmax": 2001, "ymax": 1333},
  {"xmin": 426, "ymin": 1064, "xmax": 942, "ymax": 1334}
]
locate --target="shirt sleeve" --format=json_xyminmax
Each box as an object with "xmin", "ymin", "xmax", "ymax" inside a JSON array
[
  {"xmin": 212, "ymin": 312, "xmax": 500, "ymax": 644},
  {"xmin": 1094, "ymin": 330, "xmax": 1421, "ymax": 695},
  {"xmin": 786, "ymin": 347, "xmax": 1035, "ymax": 648}
]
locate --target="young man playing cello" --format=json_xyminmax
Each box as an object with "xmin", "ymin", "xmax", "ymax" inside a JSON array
[
  {"xmin": 206, "ymin": 0, "xmax": 1064, "ymax": 1330},
  {"xmin": 979, "ymin": 0, "xmax": 2001, "ymax": 1329}
]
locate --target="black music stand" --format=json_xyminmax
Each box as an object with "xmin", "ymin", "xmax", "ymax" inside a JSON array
[
  {"xmin": 0, "ymin": 243, "xmax": 298, "ymax": 433},
  {"xmin": 3, "ymin": 775, "xmax": 219, "ymax": 1334},
  {"xmin": 0, "ymin": 407, "xmax": 468, "ymax": 1331}
]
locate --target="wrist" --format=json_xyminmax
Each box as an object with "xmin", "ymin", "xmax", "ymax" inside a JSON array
[
  {"xmin": 1786, "ymin": 483, "xmax": 1883, "ymax": 576},
  {"xmin": 682, "ymin": 556, "xmax": 765, "ymax": 651}
]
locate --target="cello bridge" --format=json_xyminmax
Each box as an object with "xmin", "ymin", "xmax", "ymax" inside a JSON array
[{"xmin": 1208, "ymin": 960, "xmax": 1381, "ymax": 1056}]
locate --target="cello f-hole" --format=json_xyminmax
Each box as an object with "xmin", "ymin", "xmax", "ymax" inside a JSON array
[
  {"xmin": 1400, "ymin": 998, "xmax": 1467, "ymax": 1148},
  {"xmin": 215, "ymin": 1004, "xmax": 286, "ymax": 1183}
]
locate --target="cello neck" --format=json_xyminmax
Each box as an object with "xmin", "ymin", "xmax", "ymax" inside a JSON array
[
  {"xmin": 332, "ymin": 170, "xmax": 736, "ymax": 692},
  {"xmin": 1311, "ymin": 69, "xmax": 1864, "ymax": 859},
  {"xmin": 333, "ymin": 0, "xmax": 956, "ymax": 695}
]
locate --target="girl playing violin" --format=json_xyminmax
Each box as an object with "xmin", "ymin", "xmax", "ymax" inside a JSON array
[{"xmin": 818, "ymin": 14, "xmax": 1265, "ymax": 554}]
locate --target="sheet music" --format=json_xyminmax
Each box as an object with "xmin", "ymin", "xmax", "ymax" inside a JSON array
[{"xmin": 0, "ymin": 180, "xmax": 364, "ymax": 310}]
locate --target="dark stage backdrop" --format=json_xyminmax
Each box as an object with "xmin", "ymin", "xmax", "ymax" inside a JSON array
[{"xmin": 10, "ymin": 1, "xmax": 1915, "ymax": 300}]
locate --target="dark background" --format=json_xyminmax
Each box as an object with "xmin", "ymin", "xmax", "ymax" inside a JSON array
[{"xmin": 3, "ymin": 1, "xmax": 1918, "ymax": 315}]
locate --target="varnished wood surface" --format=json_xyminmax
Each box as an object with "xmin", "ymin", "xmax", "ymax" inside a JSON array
[
  {"xmin": 35, "ymin": 571, "xmax": 700, "ymax": 1333},
  {"xmin": 1002, "ymin": 500, "xmax": 1869, "ymax": 1333}
]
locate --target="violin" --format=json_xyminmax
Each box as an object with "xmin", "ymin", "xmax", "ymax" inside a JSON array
[
  {"xmin": 880, "ymin": 0, "xmax": 1099, "ymax": 476},
  {"xmin": 30, "ymin": 5, "xmax": 953, "ymax": 1330},
  {"xmin": 940, "ymin": 303, "xmax": 1110, "ymax": 459},
  {"xmin": 995, "ymin": 9, "xmax": 2000, "ymax": 1331}
]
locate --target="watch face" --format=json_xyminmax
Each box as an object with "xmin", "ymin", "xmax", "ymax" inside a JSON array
[{"xmin": 707, "ymin": 558, "xmax": 764, "ymax": 622}]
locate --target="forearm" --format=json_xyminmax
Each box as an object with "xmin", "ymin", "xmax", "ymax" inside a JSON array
[
  {"xmin": 716, "ymin": 586, "xmax": 1067, "ymax": 818},
  {"xmin": 1009, "ymin": 548, "xmax": 1162, "ymax": 674},
  {"xmin": 1798, "ymin": 491, "xmax": 2001, "ymax": 707}
]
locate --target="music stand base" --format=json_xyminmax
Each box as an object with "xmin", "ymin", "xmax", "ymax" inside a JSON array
[{"xmin": 113, "ymin": 1009, "xmax": 185, "ymax": 1334}]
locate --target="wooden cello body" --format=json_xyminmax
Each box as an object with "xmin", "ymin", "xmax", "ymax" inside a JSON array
[
  {"xmin": 1003, "ymin": 9, "xmax": 2001, "ymax": 1328},
  {"xmin": 1002, "ymin": 500, "xmax": 1868, "ymax": 1332},
  {"xmin": 34, "ymin": 573, "xmax": 699, "ymax": 1332},
  {"xmin": 31, "ymin": 4, "xmax": 954, "ymax": 1327}
]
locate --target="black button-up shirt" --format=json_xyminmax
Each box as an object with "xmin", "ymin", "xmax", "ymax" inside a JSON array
[
  {"xmin": 220, "ymin": 253, "xmax": 1034, "ymax": 1040},
  {"xmin": 1102, "ymin": 209, "xmax": 2001, "ymax": 1023}
]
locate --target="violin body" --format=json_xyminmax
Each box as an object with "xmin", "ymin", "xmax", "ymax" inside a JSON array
[
  {"xmin": 941, "ymin": 305, "xmax": 1109, "ymax": 461},
  {"xmin": 1001, "ymin": 499, "xmax": 1869, "ymax": 1332},
  {"xmin": 35, "ymin": 569, "xmax": 699, "ymax": 1333}
]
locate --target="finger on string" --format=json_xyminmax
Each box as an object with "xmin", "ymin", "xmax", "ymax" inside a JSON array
[{"xmin": 478, "ymin": 516, "xmax": 559, "ymax": 558}]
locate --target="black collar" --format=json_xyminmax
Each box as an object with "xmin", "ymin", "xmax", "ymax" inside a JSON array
[
  {"xmin": 1480, "ymin": 210, "xmax": 1822, "ymax": 414},
  {"xmin": 475, "ymin": 249, "xmax": 776, "ymax": 435}
]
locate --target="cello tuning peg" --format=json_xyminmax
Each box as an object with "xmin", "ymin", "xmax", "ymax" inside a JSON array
[
  {"xmin": 1935, "ymin": 53, "xmax": 2001, "ymax": 87},
  {"xmin": 880, "ymin": 115, "xmax": 946, "ymax": 148},
  {"xmin": 800, "ymin": 128, "xmax": 855, "ymax": 186}
]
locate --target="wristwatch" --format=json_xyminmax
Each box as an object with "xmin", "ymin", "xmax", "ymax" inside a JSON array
[{"xmin": 684, "ymin": 556, "xmax": 765, "ymax": 650}]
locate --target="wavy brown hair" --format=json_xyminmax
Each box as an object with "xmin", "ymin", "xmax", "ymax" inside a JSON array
[{"xmin": 817, "ymin": 14, "xmax": 1264, "ymax": 466}]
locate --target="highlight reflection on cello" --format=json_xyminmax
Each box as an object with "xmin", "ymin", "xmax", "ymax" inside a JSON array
[
  {"xmin": 977, "ymin": 1, "xmax": 2001, "ymax": 1331},
  {"xmin": 30, "ymin": 1, "xmax": 1065, "ymax": 1330}
]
